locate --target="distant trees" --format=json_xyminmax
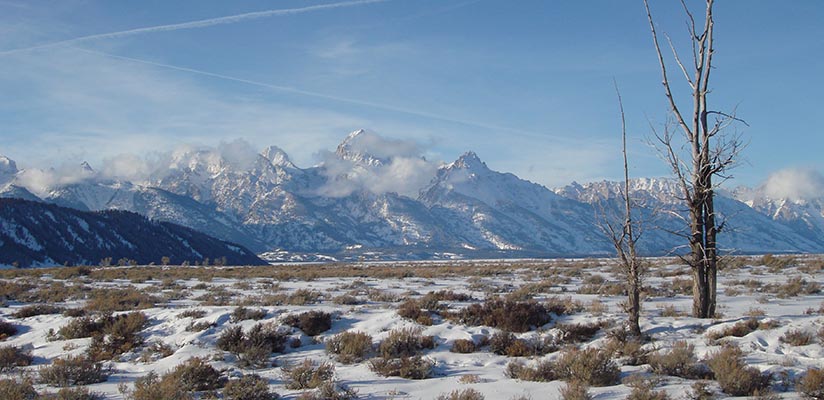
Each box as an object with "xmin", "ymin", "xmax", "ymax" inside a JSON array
[{"xmin": 643, "ymin": 0, "xmax": 745, "ymax": 318}]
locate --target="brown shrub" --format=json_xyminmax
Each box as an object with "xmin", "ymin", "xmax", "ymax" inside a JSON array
[
  {"xmin": 177, "ymin": 309, "xmax": 207, "ymax": 319},
  {"xmin": 451, "ymin": 298, "xmax": 551, "ymax": 332},
  {"xmin": 121, "ymin": 371, "xmax": 192, "ymax": 400},
  {"xmin": 39, "ymin": 354, "xmax": 110, "ymax": 387},
  {"xmin": 0, "ymin": 377, "xmax": 38, "ymax": 400},
  {"xmin": 707, "ymin": 318, "xmax": 778, "ymax": 341},
  {"xmin": 223, "ymin": 374, "xmax": 277, "ymax": 400},
  {"xmin": 489, "ymin": 331, "xmax": 516, "ymax": 355},
  {"xmin": 284, "ymin": 311, "xmax": 332, "ymax": 336},
  {"xmin": 166, "ymin": 357, "xmax": 225, "ymax": 391},
  {"xmin": 85, "ymin": 287, "xmax": 158, "ymax": 312},
  {"xmin": 0, "ymin": 345, "xmax": 33, "ymax": 372},
  {"xmin": 436, "ymin": 388, "xmax": 485, "ymax": 400},
  {"xmin": 624, "ymin": 376, "xmax": 670, "ymax": 400},
  {"xmin": 505, "ymin": 359, "xmax": 555, "ymax": 382},
  {"xmin": 553, "ymin": 347, "xmax": 620, "ymax": 387},
  {"xmin": 559, "ymin": 380, "xmax": 592, "ymax": 400},
  {"xmin": 647, "ymin": 341, "xmax": 706, "ymax": 379},
  {"xmin": 545, "ymin": 296, "xmax": 584, "ymax": 316},
  {"xmin": 282, "ymin": 359, "xmax": 335, "ymax": 390},
  {"xmin": 556, "ymin": 321, "xmax": 603, "ymax": 344},
  {"xmin": 450, "ymin": 339, "xmax": 477, "ymax": 354},
  {"xmin": 368, "ymin": 355, "xmax": 434, "ymax": 379},
  {"xmin": 332, "ymin": 294, "xmax": 361, "ymax": 305},
  {"xmin": 296, "ymin": 381, "xmax": 357, "ymax": 400},
  {"xmin": 42, "ymin": 387, "xmax": 104, "ymax": 400},
  {"xmin": 325, "ymin": 331, "xmax": 373, "ymax": 364},
  {"xmin": 799, "ymin": 368, "xmax": 824, "ymax": 400},
  {"xmin": 12, "ymin": 304, "xmax": 66, "ymax": 318},
  {"xmin": 231, "ymin": 307, "xmax": 267, "ymax": 323},
  {"xmin": 378, "ymin": 327, "xmax": 435, "ymax": 359},
  {"xmin": 87, "ymin": 312, "xmax": 149, "ymax": 361},
  {"xmin": 0, "ymin": 319, "xmax": 17, "ymax": 340},
  {"xmin": 685, "ymin": 381, "xmax": 715, "ymax": 400},
  {"xmin": 780, "ymin": 329, "xmax": 814, "ymax": 346},
  {"xmin": 705, "ymin": 345, "xmax": 770, "ymax": 396}
]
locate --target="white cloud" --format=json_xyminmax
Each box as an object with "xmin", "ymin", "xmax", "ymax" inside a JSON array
[
  {"xmin": 763, "ymin": 167, "xmax": 824, "ymax": 201},
  {"xmin": 316, "ymin": 131, "xmax": 440, "ymax": 197}
]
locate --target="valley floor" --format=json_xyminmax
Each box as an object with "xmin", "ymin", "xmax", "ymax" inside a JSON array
[{"xmin": 0, "ymin": 256, "xmax": 822, "ymax": 399}]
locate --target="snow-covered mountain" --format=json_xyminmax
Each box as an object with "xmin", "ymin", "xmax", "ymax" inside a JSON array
[
  {"xmin": 733, "ymin": 185, "xmax": 824, "ymax": 246},
  {"xmin": 555, "ymin": 178, "xmax": 824, "ymax": 254},
  {"xmin": 2, "ymin": 130, "xmax": 823, "ymax": 259},
  {"xmin": 0, "ymin": 198, "xmax": 263, "ymax": 268}
]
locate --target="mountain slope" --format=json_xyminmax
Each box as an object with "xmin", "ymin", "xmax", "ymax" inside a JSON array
[{"xmin": 0, "ymin": 198, "xmax": 264, "ymax": 267}]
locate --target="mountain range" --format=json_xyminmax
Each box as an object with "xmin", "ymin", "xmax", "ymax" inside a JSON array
[{"xmin": 1, "ymin": 130, "xmax": 822, "ymax": 263}]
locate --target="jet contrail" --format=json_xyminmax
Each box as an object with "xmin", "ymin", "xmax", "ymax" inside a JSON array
[
  {"xmin": 0, "ymin": 0, "xmax": 388, "ymax": 56},
  {"xmin": 72, "ymin": 47, "xmax": 575, "ymax": 142}
]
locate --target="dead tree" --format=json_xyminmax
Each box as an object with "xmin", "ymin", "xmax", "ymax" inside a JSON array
[
  {"xmin": 643, "ymin": 0, "xmax": 744, "ymax": 318},
  {"xmin": 600, "ymin": 81, "xmax": 643, "ymax": 337}
]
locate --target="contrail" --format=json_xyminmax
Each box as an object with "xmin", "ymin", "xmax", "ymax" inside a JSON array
[
  {"xmin": 72, "ymin": 47, "xmax": 573, "ymax": 142},
  {"xmin": 0, "ymin": 0, "xmax": 388, "ymax": 56}
]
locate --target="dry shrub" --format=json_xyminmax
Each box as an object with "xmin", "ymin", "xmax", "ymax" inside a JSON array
[
  {"xmin": 284, "ymin": 311, "xmax": 332, "ymax": 336},
  {"xmin": 705, "ymin": 345, "xmax": 771, "ymax": 396},
  {"xmin": 450, "ymin": 339, "xmax": 477, "ymax": 354},
  {"xmin": 39, "ymin": 354, "xmax": 110, "ymax": 387},
  {"xmin": 121, "ymin": 371, "xmax": 192, "ymax": 400},
  {"xmin": 223, "ymin": 374, "xmax": 277, "ymax": 400},
  {"xmin": 436, "ymin": 388, "xmax": 485, "ymax": 400},
  {"xmin": 12, "ymin": 304, "xmax": 66, "ymax": 318},
  {"xmin": 0, "ymin": 377, "xmax": 38, "ymax": 400},
  {"xmin": 659, "ymin": 305, "xmax": 685, "ymax": 317},
  {"xmin": 378, "ymin": 327, "xmax": 435, "ymax": 359},
  {"xmin": 505, "ymin": 359, "xmax": 555, "ymax": 382},
  {"xmin": 545, "ymin": 296, "xmax": 584, "ymax": 315},
  {"xmin": 779, "ymin": 329, "xmax": 814, "ymax": 346},
  {"xmin": 42, "ymin": 387, "xmax": 104, "ymax": 400},
  {"xmin": 706, "ymin": 318, "xmax": 778, "ymax": 341},
  {"xmin": 625, "ymin": 378, "xmax": 670, "ymax": 400},
  {"xmin": 451, "ymin": 298, "xmax": 550, "ymax": 332},
  {"xmin": 559, "ymin": 380, "xmax": 592, "ymax": 400},
  {"xmin": 85, "ymin": 287, "xmax": 158, "ymax": 312},
  {"xmin": 489, "ymin": 331, "xmax": 516, "ymax": 355},
  {"xmin": 56, "ymin": 316, "xmax": 105, "ymax": 339},
  {"xmin": 685, "ymin": 381, "xmax": 715, "ymax": 400},
  {"xmin": 332, "ymin": 294, "xmax": 360, "ymax": 305},
  {"xmin": 286, "ymin": 289, "xmax": 323, "ymax": 305},
  {"xmin": 760, "ymin": 254, "xmax": 795, "ymax": 271},
  {"xmin": 554, "ymin": 347, "xmax": 620, "ymax": 387},
  {"xmin": 296, "ymin": 381, "xmax": 358, "ymax": 400},
  {"xmin": 557, "ymin": 321, "xmax": 603, "ymax": 344},
  {"xmin": 647, "ymin": 341, "xmax": 705, "ymax": 379},
  {"xmin": 767, "ymin": 276, "xmax": 821, "ymax": 298},
  {"xmin": 799, "ymin": 368, "xmax": 824, "ymax": 400},
  {"xmin": 231, "ymin": 307, "xmax": 267, "ymax": 323},
  {"xmin": 397, "ymin": 299, "xmax": 431, "ymax": 324},
  {"xmin": 282, "ymin": 359, "xmax": 335, "ymax": 389},
  {"xmin": 138, "ymin": 341, "xmax": 175, "ymax": 363},
  {"xmin": 459, "ymin": 374, "xmax": 481, "ymax": 384},
  {"xmin": 0, "ymin": 345, "xmax": 33, "ymax": 372},
  {"xmin": 87, "ymin": 312, "xmax": 149, "ymax": 361},
  {"xmin": 368, "ymin": 355, "xmax": 434, "ymax": 379},
  {"xmin": 218, "ymin": 323, "xmax": 288, "ymax": 368},
  {"xmin": 325, "ymin": 331, "xmax": 373, "ymax": 363},
  {"xmin": 166, "ymin": 357, "xmax": 225, "ymax": 391},
  {"xmin": 177, "ymin": 309, "xmax": 207, "ymax": 319},
  {"xmin": 0, "ymin": 319, "xmax": 17, "ymax": 340}
]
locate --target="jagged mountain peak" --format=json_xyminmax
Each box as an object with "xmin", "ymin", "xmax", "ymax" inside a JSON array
[
  {"xmin": 449, "ymin": 151, "xmax": 488, "ymax": 171},
  {"xmin": 261, "ymin": 145, "xmax": 295, "ymax": 169},
  {"xmin": 335, "ymin": 129, "xmax": 388, "ymax": 167},
  {"xmin": 80, "ymin": 161, "xmax": 94, "ymax": 173},
  {"xmin": 0, "ymin": 156, "xmax": 18, "ymax": 175}
]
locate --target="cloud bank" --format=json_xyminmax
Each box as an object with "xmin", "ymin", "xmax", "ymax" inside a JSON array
[{"xmin": 763, "ymin": 167, "xmax": 824, "ymax": 201}]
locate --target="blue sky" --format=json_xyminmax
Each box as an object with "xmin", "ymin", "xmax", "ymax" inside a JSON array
[{"xmin": 0, "ymin": 0, "xmax": 822, "ymax": 189}]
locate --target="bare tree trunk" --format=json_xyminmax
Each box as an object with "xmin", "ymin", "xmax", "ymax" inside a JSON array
[
  {"xmin": 644, "ymin": 0, "xmax": 739, "ymax": 319},
  {"xmin": 601, "ymin": 80, "xmax": 642, "ymax": 337}
]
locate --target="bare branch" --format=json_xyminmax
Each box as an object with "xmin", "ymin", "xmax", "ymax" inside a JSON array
[{"xmin": 665, "ymin": 33, "xmax": 695, "ymax": 89}]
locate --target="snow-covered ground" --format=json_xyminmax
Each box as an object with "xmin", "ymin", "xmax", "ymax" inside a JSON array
[{"xmin": 0, "ymin": 256, "xmax": 822, "ymax": 399}]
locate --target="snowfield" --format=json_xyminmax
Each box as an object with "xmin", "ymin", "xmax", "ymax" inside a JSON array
[{"xmin": 0, "ymin": 256, "xmax": 822, "ymax": 399}]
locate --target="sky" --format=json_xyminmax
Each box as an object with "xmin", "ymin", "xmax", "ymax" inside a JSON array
[{"xmin": 0, "ymin": 0, "xmax": 822, "ymax": 191}]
